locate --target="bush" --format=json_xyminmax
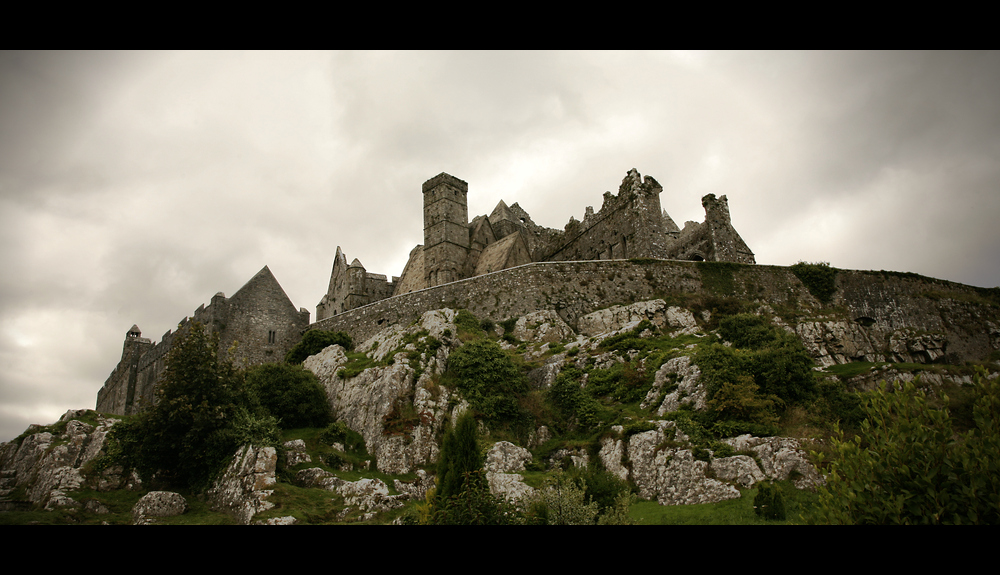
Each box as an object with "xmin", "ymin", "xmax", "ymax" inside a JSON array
[
  {"xmin": 245, "ymin": 363, "xmax": 332, "ymax": 429},
  {"xmin": 285, "ymin": 330, "xmax": 353, "ymax": 364},
  {"xmin": 446, "ymin": 339, "xmax": 529, "ymax": 425},
  {"xmin": 548, "ymin": 368, "xmax": 610, "ymax": 433},
  {"xmin": 809, "ymin": 372, "xmax": 1000, "ymax": 524},
  {"xmin": 753, "ymin": 481, "xmax": 786, "ymax": 520},
  {"xmin": 436, "ymin": 412, "xmax": 482, "ymax": 500},
  {"xmin": 429, "ymin": 470, "xmax": 519, "ymax": 525},
  {"xmin": 790, "ymin": 261, "xmax": 838, "ymax": 304}
]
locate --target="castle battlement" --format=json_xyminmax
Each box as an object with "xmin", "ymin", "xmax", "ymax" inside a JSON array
[{"xmin": 317, "ymin": 168, "xmax": 755, "ymax": 319}]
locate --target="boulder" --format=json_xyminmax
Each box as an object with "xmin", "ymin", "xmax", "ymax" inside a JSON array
[
  {"xmin": 485, "ymin": 442, "xmax": 535, "ymax": 503},
  {"xmin": 207, "ymin": 444, "xmax": 277, "ymax": 525},
  {"xmin": 283, "ymin": 439, "xmax": 311, "ymax": 467},
  {"xmin": 132, "ymin": 491, "xmax": 187, "ymax": 524}
]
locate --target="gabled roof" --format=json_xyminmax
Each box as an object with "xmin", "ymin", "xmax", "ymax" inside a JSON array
[{"xmin": 228, "ymin": 265, "xmax": 299, "ymax": 314}]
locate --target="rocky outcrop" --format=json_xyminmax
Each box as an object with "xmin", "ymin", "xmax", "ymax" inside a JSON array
[
  {"xmin": 722, "ymin": 435, "xmax": 825, "ymax": 490},
  {"xmin": 304, "ymin": 310, "xmax": 461, "ymax": 475},
  {"xmin": 577, "ymin": 299, "xmax": 699, "ymax": 338},
  {"xmin": 485, "ymin": 441, "xmax": 534, "ymax": 503},
  {"xmin": 0, "ymin": 410, "xmax": 125, "ymax": 510},
  {"xmin": 283, "ymin": 439, "xmax": 311, "ymax": 467},
  {"xmin": 206, "ymin": 444, "xmax": 277, "ymax": 525},
  {"xmin": 597, "ymin": 421, "xmax": 823, "ymax": 506},
  {"xmin": 295, "ymin": 467, "xmax": 407, "ymax": 520},
  {"xmin": 642, "ymin": 355, "xmax": 705, "ymax": 415},
  {"xmin": 512, "ymin": 310, "xmax": 576, "ymax": 344}
]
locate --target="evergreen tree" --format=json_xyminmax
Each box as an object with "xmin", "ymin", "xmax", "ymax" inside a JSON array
[
  {"xmin": 109, "ymin": 322, "xmax": 279, "ymax": 492},
  {"xmin": 436, "ymin": 411, "xmax": 482, "ymax": 500}
]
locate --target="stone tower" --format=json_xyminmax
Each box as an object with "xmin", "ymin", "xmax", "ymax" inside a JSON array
[{"xmin": 423, "ymin": 173, "xmax": 470, "ymax": 287}]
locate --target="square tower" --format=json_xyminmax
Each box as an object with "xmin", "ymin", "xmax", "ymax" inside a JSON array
[{"xmin": 423, "ymin": 173, "xmax": 470, "ymax": 287}]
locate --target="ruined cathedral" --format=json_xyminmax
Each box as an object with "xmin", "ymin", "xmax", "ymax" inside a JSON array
[
  {"xmin": 316, "ymin": 168, "xmax": 754, "ymax": 320},
  {"xmin": 98, "ymin": 168, "xmax": 754, "ymax": 415}
]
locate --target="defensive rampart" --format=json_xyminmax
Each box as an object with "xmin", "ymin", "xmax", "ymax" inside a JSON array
[{"xmin": 308, "ymin": 259, "xmax": 1000, "ymax": 364}]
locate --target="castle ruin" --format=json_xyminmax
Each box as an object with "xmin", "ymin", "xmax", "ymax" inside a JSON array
[
  {"xmin": 98, "ymin": 168, "xmax": 755, "ymax": 416},
  {"xmin": 316, "ymin": 168, "xmax": 754, "ymax": 320},
  {"xmin": 96, "ymin": 266, "xmax": 310, "ymax": 416}
]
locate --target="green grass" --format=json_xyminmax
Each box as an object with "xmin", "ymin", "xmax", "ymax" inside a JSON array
[{"xmin": 630, "ymin": 481, "xmax": 818, "ymax": 525}]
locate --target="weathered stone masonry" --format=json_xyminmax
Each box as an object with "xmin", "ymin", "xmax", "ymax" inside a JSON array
[
  {"xmin": 309, "ymin": 258, "xmax": 1000, "ymax": 366},
  {"xmin": 316, "ymin": 168, "xmax": 757, "ymax": 320},
  {"xmin": 97, "ymin": 266, "xmax": 310, "ymax": 416}
]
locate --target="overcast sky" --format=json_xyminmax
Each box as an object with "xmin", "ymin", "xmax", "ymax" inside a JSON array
[{"xmin": 2, "ymin": 50, "xmax": 998, "ymax": 441}]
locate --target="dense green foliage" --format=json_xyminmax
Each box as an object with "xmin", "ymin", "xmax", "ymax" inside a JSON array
[
  {"xmin": 701, "ymin": 314, "xmax": 817, "ymax": 407},
  {"xmin": 548, "ymin": 367, "xmax": 611, "ymax": 433},
  {"xmin": 436, "ymin": 412, "xmax": 482, "ymax": 500},
  {"xmin": 752, "ymin": 481, "xmax": 786, "ymax": 520},
  {"xmin": 245, "ymin": 363, "xmax": 332, "ymax": 428},
  {"xmin": 285, "ymin": 330, "xmax": 353, "ymax": 364},
  {"xmin": 429, "ymin": 470, "xmax": 519, "ymax": 525},
  {"xmin": 809, "ymin": 373, "xmax": 1000, "ymax": 524},
  {"xmin": 445, "ymin": 339, "xmax": 529, "ymax": 426},
  {"xmin": 790, "ymin": 261, "xmax": 838, "ymax": 304},
  {"xmin": 106, "ymin": 323, "xmax": 280, "ymax": 491}
]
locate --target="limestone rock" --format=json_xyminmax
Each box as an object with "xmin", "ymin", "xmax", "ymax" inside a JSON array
[
  {"xmin": 486, "ymin": 441, "xmax": 532, "ymax": 474},
  {"xmin": 598, "ymin": 433, "xmax": 629, "ymax": 482},
  {"xmin": 794, "ymin": 320, "xmax": 884, "ymax": 367},
  {"xmin": 296, "ymin": 467, "xmax": 407, "ymax": 515},
  {"xmin": 710, "ymin": 455, "xmax": 766, "ymax": 488},
  {"xmin": 723, "ymin": 435, "xmax": 824, "ymax": 490},
  {"xmin": 0, "ymin": 410, "xmax": 122, "ymax": 509},
  {"xmin": 512, "ymin": 310, "xmax": 576, "ymax": 344},
  {"xmin": 207, "ymin": 444, "xmax": 277, "ymax": 525},
  {"xmin": 481, "ymin": 441, "xmax": 533, "ymax": 502},
  {"xmin": 643, "ymin": 355, "xmax": 706, "ymax": 414},
  {"xmin": 132, "ymin": 491, "xmax": 187, "ymax": 525},
  {"xmin": 626, "ymin": 425, "xmax": 739, "ymax": 506},
  {"xmin": 394, "ymin": 469, "xmax": 435, "ymax": 501},
  {"xmin": 305, "ymin": 310, "xmax": 461, "ymax": 475},
  {"xmin": 283, "ymin": 439, "xmax": 311, "ymax": 467}
]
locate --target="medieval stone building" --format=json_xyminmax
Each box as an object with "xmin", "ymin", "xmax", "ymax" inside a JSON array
[
  {"xmin": 97, "ymin": 266, "xmax": 310, "ymax": 416},
  {"xmin": 316, "ymin": 168, "xmax": 754, "ymax": 320}
]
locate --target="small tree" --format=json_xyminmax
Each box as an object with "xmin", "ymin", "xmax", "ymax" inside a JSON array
[
  {"xmin": 753, "ymin": 481, "xmax": 786, "ymax": 520},
  {"xmin": 107, "ymin": 322, "xmax": 279, "ymax": 491},
  {"xmin": 436, "ymin": 411, "xmax": 482, "ymax": 500}
]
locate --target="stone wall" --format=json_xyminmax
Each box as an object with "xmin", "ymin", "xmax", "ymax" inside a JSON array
[
  {"xmin": 309, "ymin": 259, "xmax": 1000, "ymax": 365},
  {"xmin": 97, "ymin": 266, "xmax": 310, "ymax": 416}
]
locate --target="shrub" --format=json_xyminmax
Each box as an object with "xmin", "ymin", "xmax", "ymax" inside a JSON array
[
  {"xmin": 524, "ymin": 470, "xmax": 599, "ymax": 525},
  {"xmin": 245, "ymin": 363, "xmax": 332, "ymax": 429},
  {"xmin": 429, "ymin": 470, "xmax": 519, "ymax": 525},
  {"xmin": 808, "ymin": 372, "xmax": 1000, "ymax": 524},
  {"xmin": 548, "ymin": 368, "xmax": 610, "ymax": 433},
  {"xmin": 790, "ymin": 261, "xmax": 838, "ymax": 304},
  {"xmin": 285, "ymin": 330, "xmax": 353, "ymax": 364},
  {"xmin": 753, "ymin": 481, "xmax": 787, "ymax": 520},
  {"xmin": 446, "ymin": 340, "xmax": 529, "ymax": 425},
  {"xmin": 436, "ymin": 412, "xmax": 483, "ymax": 500}
]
